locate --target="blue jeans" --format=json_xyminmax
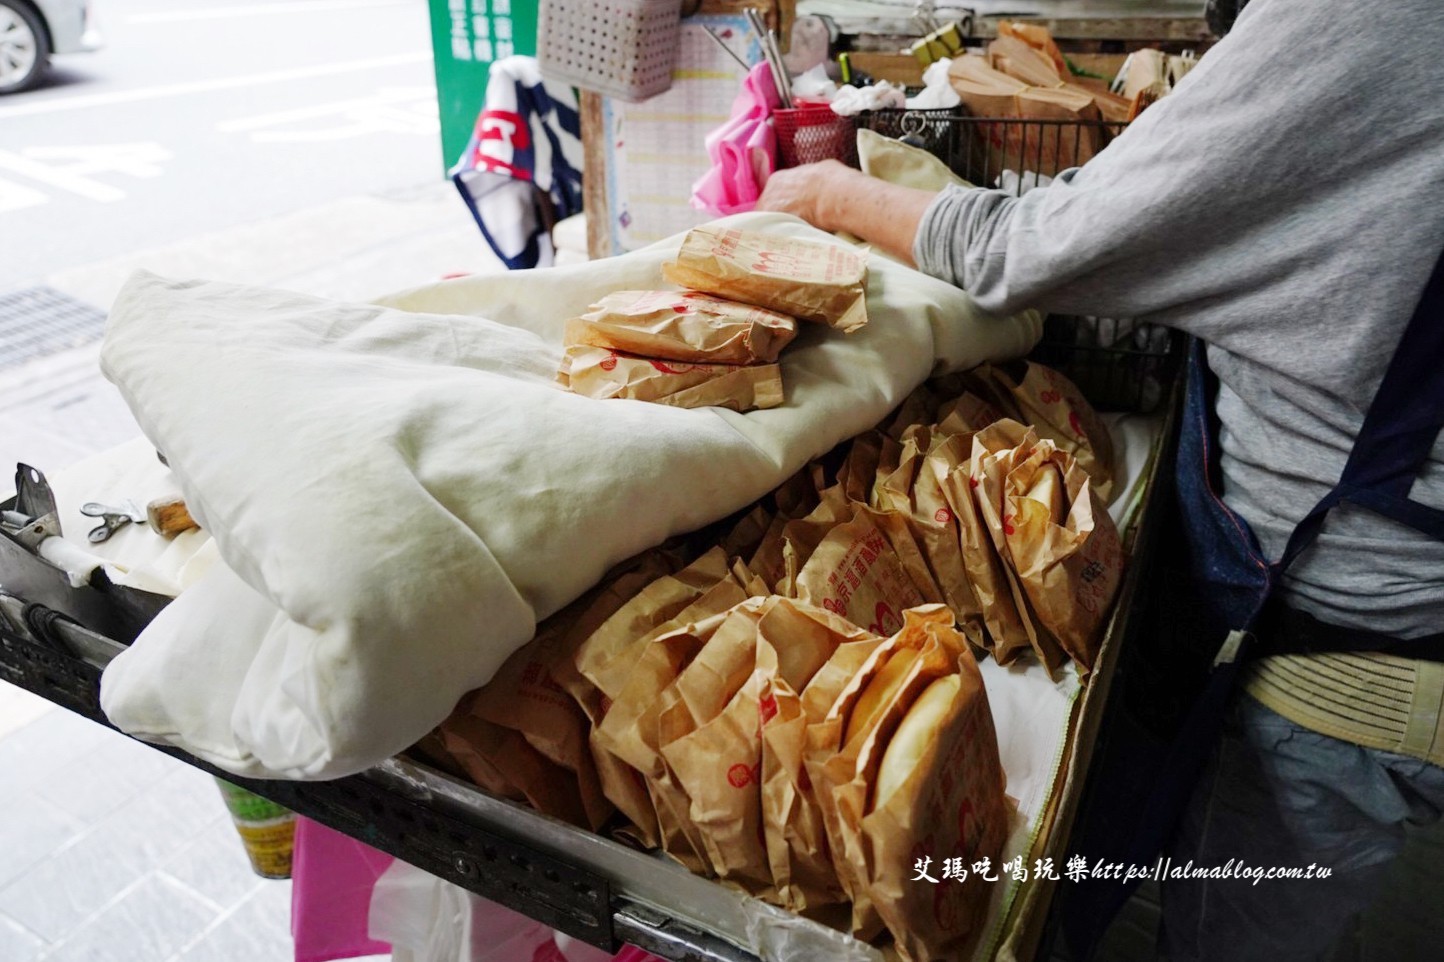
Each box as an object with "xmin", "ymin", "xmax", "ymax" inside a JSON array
[{"xmin": 1160, "ymin": 693, "xmax": 1444, "ymax": 962}]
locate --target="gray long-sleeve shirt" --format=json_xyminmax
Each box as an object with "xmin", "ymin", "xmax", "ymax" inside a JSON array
[{"xmin": 915, "ymin": 0, "xmax": 1444, "ymax": 637}]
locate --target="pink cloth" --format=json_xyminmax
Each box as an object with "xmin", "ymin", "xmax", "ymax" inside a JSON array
[
  {"xmin": 291, "ymin": 817, "xmax": 394, "ymax": 962},
  {"xmin": 691, "ymin": 62, "xmax": 782, "ymax": 215}
]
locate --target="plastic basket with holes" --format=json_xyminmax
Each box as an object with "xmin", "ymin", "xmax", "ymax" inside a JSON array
[{"xmin": 538, "ymin": 0, "xmax": 683, "ymax": 103}]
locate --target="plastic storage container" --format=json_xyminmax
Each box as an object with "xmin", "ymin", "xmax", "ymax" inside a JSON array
[{"xmin": 538, "ymin": 0, "xmax": 683, "ymax": 102}]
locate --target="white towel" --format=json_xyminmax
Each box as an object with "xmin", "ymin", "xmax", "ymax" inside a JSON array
[{"xmin": 98, "ymin": 212, "xmax": 1042, "ymax": 779}]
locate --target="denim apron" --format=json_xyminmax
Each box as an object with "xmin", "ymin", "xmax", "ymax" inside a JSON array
[{"xmin": 1070, "ymin": 248, "xmax": 1444, "ymax": 958}]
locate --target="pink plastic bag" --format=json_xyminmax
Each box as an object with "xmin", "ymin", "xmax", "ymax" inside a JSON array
[
  {"xmin": 291, "ymin": 817, "xmax": 394, "ymax": 962},
  {"xmin": 691, "ymin": 62, "xmax": 782, "ymax": 215}
]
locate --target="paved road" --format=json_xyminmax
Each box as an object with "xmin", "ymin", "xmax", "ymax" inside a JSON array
[{"xmin": 0, "ymin": 0, "xmax": 445, "ymax": 291}]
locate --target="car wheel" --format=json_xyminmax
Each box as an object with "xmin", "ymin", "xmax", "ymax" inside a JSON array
[{"xmin": 0, "ymin": 0, "xmax": 50, "ymax": 95}]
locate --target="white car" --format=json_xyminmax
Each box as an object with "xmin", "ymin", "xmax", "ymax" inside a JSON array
[{"xmin": 0, "ymin": 0, "xmax": 102, "ymax": 94}]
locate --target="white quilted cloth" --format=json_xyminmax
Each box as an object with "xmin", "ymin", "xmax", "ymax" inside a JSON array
[{"xmin": 97, "ymin": 212, "xmax": 1041, "ymax": 779}]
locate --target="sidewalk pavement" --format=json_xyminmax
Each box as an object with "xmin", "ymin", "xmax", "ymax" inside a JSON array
[
  {"xmin": 0, "ymin": 178, "xmax": 499, "ymax": 962},
  {"xmin": 0, "ymin": 178, "xmax": 504, "ymax": 485}
]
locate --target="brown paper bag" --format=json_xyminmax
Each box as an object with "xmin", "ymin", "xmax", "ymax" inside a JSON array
[
  {"xmin": 595, "ymin": 608, "xmax": 740, "ymax": 871},
  {"xmin": 570, "ymin": 548, "xmax": 742, "ymax": 846},
  {"xmin": 794, "ymin": 505, "xmax": 931, "ymax": 636},
  {"xmin": 875, "ymin": 433, "xmax": 981, "ymax": 628},
  {"xmin": 990, "ymin": 361, "xmax": 1115, "ymax": 501},
  {"xmin": 662, "ymin": 225, "xmax": 870, "ymax": 333},
  {"xmin": 800, "ymin": 634, "xmax": 894, "ymax": 937},
  {"xmin": 997, "ymin": 20, "xmax": 1067, "ymax": 77},
  {"xmin": 990, "ymin": 29, "xmax": 1130, "ymax": 124},
  {"xmin": 936, "ymin": 456, "xmax": 1034, "ymax": 663},
  {"xmin": 559, "ymin": 346, "xmax": 784, "ymax": 413},
  {"xmin": 571, "ymin": 547, "xmax": 733, "ymax": 713},
  {"xmin": 565, "ymin": 289, "xmax": 798, "ymax": 365},
  {"xmin": 656, "ymin": 600, "xmax": 777, "ymax": 893},
  {"xmin": 436, "ymin": 712, "xmax": 591, "ymax": 828},
  {"xmin": 837, "ymin": 430, "xmax": 886, "ymax": 506},
  {"xmin": 859, "ymin": 648, "xmax": 1011, "ymax": 961},
  {"xmin": 934, "ymin": 390, "xmax": 1010, "ymax": 437},
  {"xmin": 755, "ymin": 599, "xmax": 876, "ymax": 915},
  {"xmin": 1004, "ymin": 446, "xmax": 1124, "ymax": 673},
  {"xmin": 749, "ymin": 485, "xmax": 849, "ymax": 593},
  {"xmin": 806, "ymin": 606, "xmax": 966, "ymax": 940},
  {"xmin": 440, "ymin": 551, "xmax": 680, "ymax": 830},
  {"xmin": 948, "ymin": 54, "xmax": 1103, "ymax": 177},
  {"xmin": 970, "ymin": 421, "xmax": 1070, "ymax": 673},
  {"xmin": 987, "ymin": 33, "xmax": 1063, "ymax": 88}
]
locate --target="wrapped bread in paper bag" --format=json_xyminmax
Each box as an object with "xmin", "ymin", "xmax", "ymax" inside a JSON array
[
  {"xmin": 936, "ymin": 451, "xmax": 1034, "ymax": 664},
  {"xmin": 970, "ymin": 421, "xmax": 1069, "ymax": 673},
  {"xmin": 804, "ymin": 606, "xmax": 969, "ymax": 940},
  {"xmin": 934, "ymin": 390, "xmax": 1009, "ymax": 437},
  {"xmin": 860, "ymin": 645, "xmax": 1011, "ymax": 961},
  {"xmin": 799, "ymin": 633, "xmax": 893, "ymax": 936},
  {"xmin": 658, "ymin": 596, "xmax": 853, "ymax": 899},
  {"xmin": 662, "ymin": 225, "xmax": 870, "ymax": 333},
  {"xmin": 754, "ymin": 598, "xmax": 875, "ymax": 918},
  {"xmin": 1003, "ymin": 445, "xmax": 1124, "ymax": 672},
  {"xmin": 435, "ymin": 713, "xmax": 591, "ymax": 828},
  {"xmin": 988, "ymin": 361, "xmax": 1116, "ymax": 501},
  {"xmin": 875, "ymin": 431, "xmax": 982, "ymax": 631},
  {"xmin": 571, "ymin": 548, "xmax": 733, "ymax": 720},
  {"xmin": 569, "ymin": 549, "xmax": 744, "ymax": 846},
  {"xmin": 560, "ymin": 346, "xmax": 784, "ymax": 413},
  {"xmin": 749, "ymin": 485, "xmax": 849, "ymax": 593},
  {"xmin": 641, "ymin": 603, "xmax": 768, "ymax": 879},
  {"xmin": 587, "ymin": 561, "xmax": 764, "ymax": 863},
  {"xmin": 449, "ymin": 590, "xmax": 632, "ymax": 828},
  {"xmin": 593, "ymin": 609, "xmax": 733, "ymax": 871},
  {"xmin": 837, "ymin": 430, "xmax": 886, "ymax": 506},
  {"xmin": 436, "ymin": 551, "xmax": 683, "ymax": 830},
  {"xmin": 565, "ymin": 290, "xmax": 798, "ymax": 365},
  {"xmin": 794, "ymin": 503, "xmax": 933, "ymax": 636}
]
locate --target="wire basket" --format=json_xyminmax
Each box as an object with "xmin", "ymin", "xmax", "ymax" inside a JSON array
[
  {"xmin": 537, "ymin": 0, "xmax": 682, "ymax": 103},
  {"xmin": 774, "ymin": 106, "xmax": 859, "ymax": 169},
  {"xmin": 859, "ymin": 109, "xmax": 1176, "ymax": 412}
]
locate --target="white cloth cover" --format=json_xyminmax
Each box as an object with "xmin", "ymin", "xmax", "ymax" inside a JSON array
[{"xmin": 97, "ymin": 212, "xmax": 1041, "ymax": 779}]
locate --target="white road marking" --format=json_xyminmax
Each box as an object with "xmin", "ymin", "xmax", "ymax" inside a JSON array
[
  {"xmin": 0, "ymin": 54, "xmax": 431, "ymax": 121},
  {"xmin": 217, "ymin": 86, "xmax": 435, "ymax": 131},
  {"xmin": 0, "ymin": 177, "xmax": 48, "ymax": 213},
  {"xmin": 217, "ymin": 86, "xmax": 438, "ymax": 142},
  {"xmin": 0, "ymin": 143, "xmax": 173, "ymax": 204},
  {"xmin": 128, "ymin": 0, "xmax": 408, "ymax": 25}
]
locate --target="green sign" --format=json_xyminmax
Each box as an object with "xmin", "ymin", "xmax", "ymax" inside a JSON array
[{"xmin": 428, "ymin": 0, "xmax": 540, "ymax": 172}]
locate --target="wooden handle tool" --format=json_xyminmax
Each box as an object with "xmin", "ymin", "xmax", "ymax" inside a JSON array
[{"xmin": 147, "ymin": 497, "xmax": 200, "ymax": 539}]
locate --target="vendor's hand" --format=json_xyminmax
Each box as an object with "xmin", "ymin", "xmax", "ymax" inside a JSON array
[
  {"xmin": 757, "ymin": 160, "xmax": 854, "ymax": 232},
  {"xmin": 758, "ymin": 161, "xmax": 936, "ymax": 268}
]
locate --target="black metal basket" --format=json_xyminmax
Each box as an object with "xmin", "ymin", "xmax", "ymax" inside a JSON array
[{"xmin": 859, "ymin": 109, "xmax": 1175, "ymax": 412}]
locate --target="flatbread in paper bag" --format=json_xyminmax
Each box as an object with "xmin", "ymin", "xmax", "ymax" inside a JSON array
[
  {"xmin": 97, "ymin": 211, "xmax": 1041, "ymax": 780},
  {"xmin": 663, "ymin": 225, "xmax": 870, "ymax": 333},
  {"xmin": 559, "ymin": 345, "xmax": 784, "ymax": 413},
  {"xmin": 564, "ymin": 289, "xmax": 797, "ymax": 365}
]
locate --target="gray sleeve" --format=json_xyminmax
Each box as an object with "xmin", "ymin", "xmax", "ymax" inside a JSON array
[{"xmin": 907, "ymin": 0, "xmax": 1443, "ymax": 339}]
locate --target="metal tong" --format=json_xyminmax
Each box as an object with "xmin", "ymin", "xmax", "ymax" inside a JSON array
[{"xmin": 745, "ymin": 7, "xmax": 793, "ymax": 109}]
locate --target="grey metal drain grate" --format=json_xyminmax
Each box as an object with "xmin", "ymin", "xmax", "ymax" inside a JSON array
[{"xmin": 0, "ymin": 286, "xmax": 108, "ymax": 372}]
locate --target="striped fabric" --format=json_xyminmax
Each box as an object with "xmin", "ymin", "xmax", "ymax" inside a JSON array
[{"xmin": 1243, "ymin": 654, "xmax": 1444, "ymax": 766}]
